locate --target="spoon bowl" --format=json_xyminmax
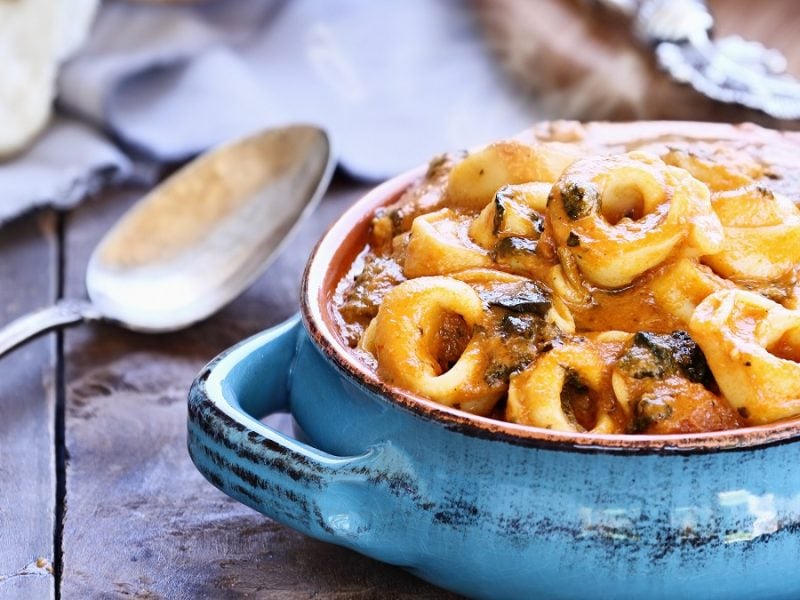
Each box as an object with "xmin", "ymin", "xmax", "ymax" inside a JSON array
[{"xmin": 0, "ymin": 124, "xmax": 334, "ymax": 354}]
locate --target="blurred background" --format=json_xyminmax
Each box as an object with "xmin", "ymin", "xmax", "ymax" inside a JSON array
[{"xmin": 2, "ymin": 0, "xmax": 799, "ymax": 226}]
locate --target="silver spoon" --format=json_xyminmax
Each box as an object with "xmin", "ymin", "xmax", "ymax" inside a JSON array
[{"xmin": 0, "ymin": 124, "xmax": 334, "ymax": 357}]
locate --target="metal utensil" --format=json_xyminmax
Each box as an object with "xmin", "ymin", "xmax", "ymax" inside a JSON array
[
  {"xmin": 0, "ymin": 124, "xmax": 334, "ymax": 358},
  {"xmin": 600, "ymin": 0, "xmax": 800, "ymax": 119}
]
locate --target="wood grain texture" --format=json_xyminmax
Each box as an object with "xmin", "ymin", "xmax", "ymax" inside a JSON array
[
  {"xmin": 0, "ymin": 212, "xmax": 57, "ymax": 600},
  {"xmin": 59, "ymin": 182, "xmax": 461, "ymax": 598}
]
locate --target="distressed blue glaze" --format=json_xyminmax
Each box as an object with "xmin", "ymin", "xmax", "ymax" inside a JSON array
[{"xmin": 188, "ymin": 315, "xmax": 800, "ymax": 600}]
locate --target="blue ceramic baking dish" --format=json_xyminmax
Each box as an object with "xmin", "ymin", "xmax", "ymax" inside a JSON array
[{"xmin": 188, "ymin": 150, "xmax": 800, "ymax": 600}]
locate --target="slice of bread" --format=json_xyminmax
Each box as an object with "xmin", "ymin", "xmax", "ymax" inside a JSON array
[{"xmin": 0, "ymin": 0, "xmax": 98, "ymax": 158}]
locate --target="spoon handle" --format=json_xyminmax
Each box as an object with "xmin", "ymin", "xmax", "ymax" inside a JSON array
[{"xmin": 0, "ymin": 299, "xmax": 100, "ymax": 358}]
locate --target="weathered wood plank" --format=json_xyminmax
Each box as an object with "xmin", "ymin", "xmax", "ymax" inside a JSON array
[
  {"xmin": 0, "ymin": 212, "xmax": 57, "ymax": 600},
  {"xmin": 60, "ymin": 182, "xmax": 460, "ymax": 598}
]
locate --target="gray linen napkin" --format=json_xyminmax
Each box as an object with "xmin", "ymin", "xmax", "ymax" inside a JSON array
[
  {"xmin": 0, "ymin": 116, "xmax": 131, "ymax": 224},
  {"xmin": 1, "ymin": 0, "xmax": 541, "ymax": 225}
]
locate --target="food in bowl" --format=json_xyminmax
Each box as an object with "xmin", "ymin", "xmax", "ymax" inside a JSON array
[
  {"xmin": 334, "ymin": 122, "xmax": 800, "ymax": 435},
  {"xmin": 190, "ymin": 122, "xmax": 800, "ymax": 600}
]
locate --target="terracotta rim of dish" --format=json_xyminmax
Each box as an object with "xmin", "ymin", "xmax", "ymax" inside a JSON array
[{"xmin": 302, "ymin": 122, "xmax": 800, "ymax": 453}]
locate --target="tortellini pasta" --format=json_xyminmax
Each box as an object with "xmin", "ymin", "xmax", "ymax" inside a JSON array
[
  {"xmin": 371, "ymin": 276, "xmax": 503, "ymax": 415},
  {"xmin": 404, "ymin": 209, "xmax": 492, "ymax": 277},
  {"xmin": 507, "ymin": 333, "xmax": 627, "ymax": 433},
  {"xmin": 690, "ymin": 290, "xmax": 800, "ymax": 425},
  {"xmin": 702, "ymin": 185, "xmax": 800, "ymax": 281},
  {"xmin": 547, "ymin": 152, "xmax": 724, "ymax": 288},
  {"xmin": 335, "ymin": 131, "xmax": 800, "ymax": 434},
  {"xmin": 445, "ymin": 141, "xmax": 582, "ymax": 210}
]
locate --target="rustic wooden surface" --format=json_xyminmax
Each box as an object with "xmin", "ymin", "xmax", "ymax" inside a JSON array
[
  {"xmin": 479, "ymin": 0, "xmax": 800, "ymax": 126},
  {"xmin": 0, "ymin": 178, "xmax": 463, "ymax": 598},
  {"xmin": 0, "ymin": 213, "xmax": 57, "ymax": 599}
]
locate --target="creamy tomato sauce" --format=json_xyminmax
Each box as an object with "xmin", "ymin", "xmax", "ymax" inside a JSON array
[{"xmin": 333, "ymin": 124, "xmax": 800, "ymax": 434}]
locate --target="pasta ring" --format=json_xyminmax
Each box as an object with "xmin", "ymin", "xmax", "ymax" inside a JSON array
[
  {"xmin": 468, "ymin": 182, "xmax": 550, "ymax": 249},
  {"xmin": 446, "ymin": 141, "xmax": 581, "ymax": 210},
  {"xmin": 506, "ymin": 338, "xmax": 619, "ymax": 433},
  {"xmin": 710, "ymin": 185, "xmax": 798, "ymax": 227},
  {"xmin": 661, "ymin": 146, "xmax": 757, "ymax": 192},
  {"xmin": 703, "ymin": 222, "xmax": 800, "ymax": 281},
  {"xmin": 689, "ymin": 290, "xmax": 800, "ymax": 425},
  {"xmin": 548, "ymin": 152, "xmax": 724, "ymax": 288},
  {"xmin": 404, "ymin": 208, "xmax": 492, "ymax": 278},
  {"xmin": 703, "ymin": 186, "xmax": 800, "ymax": 281},
  {"xmin": 372, "ymin": 276, "xmax": 503, "ymax": 415},
  {"xmin": 650, "ymin": 258, "xmax": 732, "ymax": 325}
]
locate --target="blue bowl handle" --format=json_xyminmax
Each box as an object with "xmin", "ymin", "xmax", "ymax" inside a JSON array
[{"xmin": 188, "ymin": 315, "xmax": 410, "ymax": 551}]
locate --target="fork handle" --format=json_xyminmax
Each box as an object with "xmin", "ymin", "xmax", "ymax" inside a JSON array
[{"xmin": 593, "ymin": 0, "xmax": 713, "ymax": 44}]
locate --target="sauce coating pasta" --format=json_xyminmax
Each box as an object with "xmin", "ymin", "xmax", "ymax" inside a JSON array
[{"xmin": 334, "ymin": 125, "xmax": 800, "ymax": 434}]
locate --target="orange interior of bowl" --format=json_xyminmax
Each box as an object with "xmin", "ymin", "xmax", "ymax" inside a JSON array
[{"xmin": 301, "ymin": 139, "xmax": 800, "ymax": 453}]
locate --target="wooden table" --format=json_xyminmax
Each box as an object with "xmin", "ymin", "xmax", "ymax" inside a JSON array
[{"xmin": 0, "ymin": 179, "xmax": 461, "ymax": 598}]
